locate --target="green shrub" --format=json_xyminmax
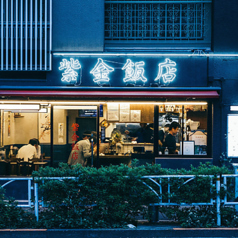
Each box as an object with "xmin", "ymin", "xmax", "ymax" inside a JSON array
[
  {"xmin": 33, "ymin": 163, "xmax": 158, "ymax": 228},
  {"xmin": 0, "ymin": 187, "xmax": 36, "ymax": 228},
  {"xmin": 0, "ymin": 161, "xmax": 235, "ymax": 228}
]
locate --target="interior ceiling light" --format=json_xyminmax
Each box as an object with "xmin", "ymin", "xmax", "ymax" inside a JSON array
[
  {"xmin": 0, "ymin": 104, "xmax": 40, "ymax": 110},
  {"xmin": 230, "ymin": 106, "xmax": 238, "ymax": 111},
  {"xmin": 54, "ymin": 105, "xmax": 97, "ymax": 110},
  {"xmin": 9, "ymin": 108, "xmax": 48, "ymax": 113}
]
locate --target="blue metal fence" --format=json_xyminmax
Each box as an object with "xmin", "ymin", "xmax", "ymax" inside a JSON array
[{"xmin": 2, "ymin": 173, "xmax": 238, "ymax": 226}]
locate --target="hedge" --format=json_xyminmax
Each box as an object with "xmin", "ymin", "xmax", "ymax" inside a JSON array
[{"xmin": 0, "ymin": 161, "xmax": 238, "ymax": 228}]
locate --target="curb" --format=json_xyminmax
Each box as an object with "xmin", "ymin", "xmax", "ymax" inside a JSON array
[{"xmin": 1, "ymin": 227, "xmax": 238, "ymax": 238}]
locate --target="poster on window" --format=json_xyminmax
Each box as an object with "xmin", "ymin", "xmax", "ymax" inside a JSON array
[
  {"xmin": 7, "ymin": 112, "xmax": 11, "ymax": 138},
  {"xmin": 228, "ymin": 114, "xmax": 238, "ymax": 157},
  {"xmin": 58, "ymin": 123, "xmax": 64, "ymax": 143},
  {"xmin": 39, "ymin": 109, "xmax": 51, "ymax": 143},
  {"xmin": 120, "ymin": 103, "xmax": 130, "ymax": 122},
  {"xmin": 131, "ymin": 110, "xmax": 141, "ymax": 122},
  {"xmin": 107, "ymin": 103, "xmax": 119, "ymax": 121},
  {"xmin": 181, "ymin": 141, "xmax": 195, "ymax": 155}
]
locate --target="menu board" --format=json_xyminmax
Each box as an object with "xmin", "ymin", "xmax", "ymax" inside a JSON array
[
  {"xmin": 120, "ymin": 103, "xmax": 130, "ymax": 122},
  {"xmin": 107, "ymin": 103, "xmax": 119, "ymax": 121},
  {"xmin": 228, "ymin": 115, "xmax": 238, "ymax": 157}
]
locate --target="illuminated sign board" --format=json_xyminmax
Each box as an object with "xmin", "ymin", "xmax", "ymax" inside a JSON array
[{"xmin": 51, "ymin": 55, "xmax": 207, "ymax": 87}]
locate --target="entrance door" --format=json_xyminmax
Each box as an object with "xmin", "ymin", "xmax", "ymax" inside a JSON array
[{"xmin": 76, "ymin": 118, "xmax": 97, "ymax": 141}]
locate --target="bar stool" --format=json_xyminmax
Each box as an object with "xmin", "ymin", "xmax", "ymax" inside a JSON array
[
  {"xmin": 8, "ymin": 157, "xmax": 18, "ymax": 175},
  {"xmin": 0, "ymin": 160, "xmax": 7, "ymax": 175}
]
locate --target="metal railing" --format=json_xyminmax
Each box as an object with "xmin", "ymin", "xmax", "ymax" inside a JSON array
[
  {"xmin": 1, "ymin": 174, "xmax": 238, "ymax": 226},
  {"xmin": 0, "ymin": 177, "xmax": 33, "ymax": 207}
]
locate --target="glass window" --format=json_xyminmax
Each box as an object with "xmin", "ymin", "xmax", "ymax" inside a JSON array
[
  {"xmin": 158, "ymin": 103, "xmax": 208, "ymax": 156},
  {"xmin": 99, "ymin": 103, "xmax": 154, "ymax": 166},
  {"xmin": 53, "ymin": 106, "xmax": 97, "ymax": 167},
  {"xmin": 0, "ymin": 106, "xmax": 51, "ymax": 176},
  {"xmin": 105, "ymin": 0, "xmax": 212, "ymax": 49}
]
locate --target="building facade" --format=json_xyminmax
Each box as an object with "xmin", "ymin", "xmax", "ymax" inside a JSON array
[{"xmin": 0, "ymin": 0, "xmax": 238, "ymax": 172}]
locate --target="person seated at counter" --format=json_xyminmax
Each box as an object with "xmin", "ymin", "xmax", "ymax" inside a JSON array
[
  {"xmin": 16, "ymin": 138, "xmax": 38, "ymax": 162},
  {"xmin": 125, "ymin": 123, "xmax": 153, "ymax": 143},
  {"xmin": 163, "ymin": 122, "xmax": 181, "ymax": 154}
]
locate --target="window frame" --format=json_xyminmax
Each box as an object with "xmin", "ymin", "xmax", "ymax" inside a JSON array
[{"xmin": 104, "ymin": 0, "xmax": 212, "ymax": 51}]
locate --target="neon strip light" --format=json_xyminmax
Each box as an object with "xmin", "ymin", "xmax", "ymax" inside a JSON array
[{"xmin": 53, "ymin": 53, "xmax": 238, "ymax": 57}]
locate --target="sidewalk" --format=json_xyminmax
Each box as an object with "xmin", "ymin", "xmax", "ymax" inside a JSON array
[{"xmin": 1, "ymin": 222, "xmax": 238, "ymax": 238}]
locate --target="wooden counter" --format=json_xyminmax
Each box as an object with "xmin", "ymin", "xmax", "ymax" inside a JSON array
[{"xmin": 98, "ymin": 155, "xmax": 131, "ymax": 166}]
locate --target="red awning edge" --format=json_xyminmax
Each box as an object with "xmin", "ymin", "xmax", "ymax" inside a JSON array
[{"xmin": 0, "ymin": 90, "xmax": 219, "ymax": 98}]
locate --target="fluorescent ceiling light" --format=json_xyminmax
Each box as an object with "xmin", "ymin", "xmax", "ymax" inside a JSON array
[
  {"xmin": 8, "ymin": 108, "xmax": 48, "ymax": 113},
  {"xmin": 230, "ymin": 106, "xmax": 238, "ymax": 111},
  {"xmin": 0, "ymin": 104, "xmax": 40, "ymax": 110},
  {"xmin": 54, "ymin": 105, "xmax": 97, "ymax": 110},
  {"xmin": 162, "ymin": 102, "xmax": 207, "ymax": 105},
  {"xmin": 107, "ymin": 102, "xmax": 207, "ymax": 105}
]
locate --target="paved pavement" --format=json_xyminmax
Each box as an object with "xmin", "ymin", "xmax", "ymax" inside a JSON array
[{"xmin": 1, "ymin": 223, "xmax": 238, "ymax": 238}]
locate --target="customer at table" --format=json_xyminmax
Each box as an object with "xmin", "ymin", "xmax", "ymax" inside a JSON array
[
  {"xmin": 16, "ymin": 138, "xmax": 38, "ymax": 162},
  {"xmin": 68, "ymin": 130, "xmax": 96, "ymax": 167},
  {"xmin": 163, "ymin": 122, "xmax": 181, "ymax": 154},
  {"xmin": 33, "ymin": 138, "xmax": 41, "ymax": 159}
]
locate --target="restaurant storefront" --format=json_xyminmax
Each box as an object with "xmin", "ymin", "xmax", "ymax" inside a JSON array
[{"xmin": 0, "ymin": 53, "xmax": 220, "ymax": 174}]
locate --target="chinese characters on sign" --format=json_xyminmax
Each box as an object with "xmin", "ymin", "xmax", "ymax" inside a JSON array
[
  {"xmin": 155, "ymin": 58, "xmax": 177, "ymax": 84},
  {"xmin": 90, "ymin": 58, "xmax": 114, "ymax": 86},
  {"xmin": 122, "ymin": 59, "xmax": 147, "ymax": 86},
  {"xmin": 59, "ymin": 58, "xmax": 81, "ymax": 85},
  {"xmin": 71, "ymin": 123, "xmax": 79, "ymax": 150},
  {"xmin": 59, "ymin": 58, "xmax": 177, "ymax": 86}
]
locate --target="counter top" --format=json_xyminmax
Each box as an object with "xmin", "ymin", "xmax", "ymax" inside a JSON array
[
  {"xmin": 121, "ymin": 143, "xmax": 153, "ymax": 146},
  {"xmin": 99, "ymin": 155, "xmax": 131, "ymax": 159}
]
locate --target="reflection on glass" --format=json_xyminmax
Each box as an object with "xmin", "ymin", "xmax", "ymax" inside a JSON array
[
  {"xmin": 158, "ymin": 103, "xmax": 208, "ymax": 156},
  {"xmin": 158, "ymin": 109, "xmax": 182, "ymax": 155},
  {"xmin": 100, "ymin": 103, "xmax": 154, "ymax": 159},
  {"xmin": 185, "ymin": 104, "xmax": 208, "ymax": 155}
]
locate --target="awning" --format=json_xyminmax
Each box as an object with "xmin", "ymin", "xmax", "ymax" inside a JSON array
[{"xmin": 0, "ymin": 89, "xmax": 219, "ymax": 98}]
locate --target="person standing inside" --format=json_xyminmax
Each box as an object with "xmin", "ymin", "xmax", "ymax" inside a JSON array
[
  {"xmin": 163, "ymin": 122, "xmax": 181, "ymax": 154},
  {"xmin": 125, "ymin": 123, "xmax": 151, "ymax": 143},
  {"xmin": 16, "ymin": 138, "xmax": 38, "ymax": 161},
  {"xmin": 158, "ymin": 124, "xmax": 170, "ymax": 152},
  {"xmin": 68, "ymin": 130, "xmax": 95, "ymax": 166}
]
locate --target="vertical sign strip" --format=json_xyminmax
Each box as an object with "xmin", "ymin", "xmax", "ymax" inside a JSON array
[
  {"xmin": 20, "ymin": 0, "xmax": 23, "ymax": 70},
  {"xmin": 40, "ymin": 0, "xmax": 42, "ymax": 70},
  {"xmin": 16, "ymin": 0, "xmax": 18, "ymax": 70},
  {"xmin": 25, "ymin": 0, "xmax": 28, "ymax": 70},
  {"xmin": 30, "ymin": 0, "xmax": 32, "ymax": 70},
  {"xmin": 6, "ymin": 0, "xmax": 8, "ymax": 70},
  {"xmin": 50, "ymin": 0, "xmax": 52, "ymax": 70},
  {"xmin": 35, "ymin": 0, "xmax": 37, "ymax": 70},
  {"xmin": 45, "ymin": 0, "xmax": 47, "ymax": 70},
  {"xmin": 1, "ymin": 0, "xmax": 3, "ymax": 70},
  {"xmin": 11, "ymin": 0, "xmax": 13, "ymax": 70}
]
